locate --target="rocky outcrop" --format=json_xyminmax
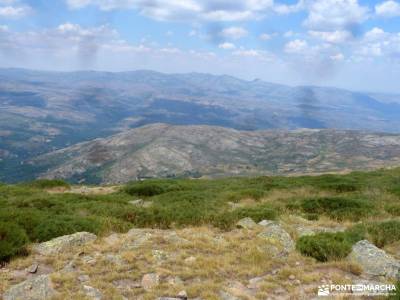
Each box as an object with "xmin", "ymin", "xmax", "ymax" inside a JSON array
[
  {"xmin": 33, "ymin": 232, "xmax": 97, "ymax": 256},
  {"xmin": 236, "ymin": 218, "xmax": 257, "ymax": 229},
  {"xmin": 3, "ymin": 275, "xmax": 56, "ymax": 300},
  {"xmin": 257, "ymin": 221, "xmax": 295, "ymax": 254},
  {"xmin": 347, "ymin": 240, "xmax": 400, "ymax": 279}
]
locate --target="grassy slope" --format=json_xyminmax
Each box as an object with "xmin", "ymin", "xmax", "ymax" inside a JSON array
[{"xmin": 1, "ymin": 168, "xmax": 400, "ymax": 262}]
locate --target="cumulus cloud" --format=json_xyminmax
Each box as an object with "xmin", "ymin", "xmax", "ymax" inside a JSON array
[
  {"xmin": 308, "ymin": 30, "xmax": 353, "ymax": 43},
  {"xmin": 66, "ymin": 0, "xmax": 275, "ymax": 22},
  {"xmin": 218, "ymin": 42, "xmax": 236, "ymax": 49},
  {"xmin": 375, "ymin": 0, "xmax": 400, "ymax": 18},
  {"xmin": 284, "ymin": 39, "xmax": 309, "ymax": 54},
  {"xmin": 355, "ymin": 27, "xmax": 400, "ymax": 60},
  {"xmin": 303, "ymin": 0, "xmax": 369, "ymax": 34},
  {"xmin": 220, "ymin": 27, "xmax": 248, "ymax": 40},
  {"xmin": 0, "ymin": 0, "xmax": 31, "ymax": 18}
]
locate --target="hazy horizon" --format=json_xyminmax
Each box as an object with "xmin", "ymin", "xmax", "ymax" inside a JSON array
[{"xmin": 0, "ymin": 0, "xmax": 400, "ymax": 93}]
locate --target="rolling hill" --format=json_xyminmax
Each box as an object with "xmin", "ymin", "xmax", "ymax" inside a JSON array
[{"xmin": 30, "ymin": 124, "xmax": 400, "ymax": 184}]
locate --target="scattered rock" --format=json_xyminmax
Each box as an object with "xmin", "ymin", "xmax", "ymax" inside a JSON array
[
  {"xmin": 347, "ymin": 240, "xmax": 400, "ymax": 279},
  {"xmin": 62, "ymin": 261, "xmax": 78, "ymax": 273},
  {"xmin": 129, "ymin": 199, "xmax": 144, "ymax": 206},
  {"xmin": 247, "ymin": 276, "xmax": 265, "ymax": 289},
  {"xmin": 225, "ymin": 281, "xmax": 254, "ymax": 298},
  {"xmin": 113, "ymin": 279, "xmax": 141, "ymax": 290},
  {"xmin": 33, "ymin": 232, "xmax": 97, "ymax": 256},
  {"xmin": 184, "ymin": 256, "xmax": 196, "ymax": 264},
  {"xmin": 104, "ymin": 233, "xmax": 120, "ymax": 246},
  {"xmin": 167, "ymin": 276, "xmax": 184, "ymax": 286},
  {"xmin": 219, "ymin": 290, "xmax": 240, "ymax": 300},
  {"xmin": 141, "ymin": 273, "xmax": 159, "ymax": 291},
  {"xmin": 289, "ymin": 274, "xmax": 296, "ymax": 280},
  {"xmin": 26, "ymin": 263, "xmax": 38, "ymax": 274},
  {"xmin": 177, "ymin": 290, "xmax": 188, "ymax": 299},
  {"xmin": 236, "ymin": 217, "xmax": 257, "ymax": 229},
  {"xmin": 104, "ymin": 254, "xmax": 125, "ymax": 266},
  {"xmin": 122, "ymin": 229, "xmax": 153, "ymax": 250},
  {"xmin": 83, "ymin": 285, "xmax": 103, "ymax": 300},
  {"xmin": 3, "ymin": 275, "xmax": 56, "ymax": 300},
  {"xmin": 163, "ymin": 231, "xmax": 190, "ymax": 245},
  {"xmin": 257, "ymin": 222, "xmax": 295, "ymax": 255},
  {"xmin": 258, "ymin": 220, "xmax": 275, "ymax": 227},
  {"xmin": 78, "ymin": 274, "xmax": 90, "ymax": 282},
  {"xmin": 82, "ymin": 255, "xmax": 96, "ymax": 265},
  {"xmin": 152, "ymin": 249, "xmax": 168, "ymax": 263}
]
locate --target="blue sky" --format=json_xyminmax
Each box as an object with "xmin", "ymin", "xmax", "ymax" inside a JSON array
[{"xmin": 0, "ymin": 0, "xmax": 400, "ymax": 93}]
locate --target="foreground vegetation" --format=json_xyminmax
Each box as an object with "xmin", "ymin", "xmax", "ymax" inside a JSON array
[{"xmin": 1, "ymin": 168, "xmax": 400, "ymax": 262}]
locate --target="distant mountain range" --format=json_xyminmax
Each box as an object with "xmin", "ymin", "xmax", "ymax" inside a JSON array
[
  {"xmin": 0, "ymin": 68, "xmax": 399, "ymax": 182},
  {"xmin": 30, "ymin": 124, "xmax": 400, "ymax": 184}
]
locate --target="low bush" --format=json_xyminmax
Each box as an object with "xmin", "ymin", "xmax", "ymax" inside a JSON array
[
  {"xmin": 367, "ymin": 220, "xmax": 400, "ymax": 248},
  {"xmin": 0, "ymin": 222, "xmax": 29, "ymax": 261},
  {"xmin": 22, "ymin": 179, "xmax": 70, "ymax": 189},
  {"xmin": 124, "ymin": 180, "xmax": 184, "ymax": 197},
  {"xmin": 385, "ymin": 204, "xmax": 400, "ymax": 216},
  {"xmin": 301, "ymin": 196, "xmax": 374, "ymax": 221},
  {"xmin": 31, "ymin": 215, "xmax": 102, "ymax": 242},
  {"xmin": 296, "ymin": 232, "xmax": 356, "ymax": 262}
]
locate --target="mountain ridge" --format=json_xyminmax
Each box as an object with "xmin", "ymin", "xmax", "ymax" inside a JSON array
[{"xmin": 30, "ymin": 123, "xmax": 400, "ymax": 184}]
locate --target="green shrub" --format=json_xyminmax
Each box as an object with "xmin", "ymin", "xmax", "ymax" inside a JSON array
[
  {"xmin": 233, "ymin": 205, "xmax": 278, "ymax": 223},
  {"xmin": 301, "ymin": 196, "xmax": 374, "ymax": 221},
  {"xmin": 385, "ymin": 204, "xmax": 400, "ymax": 216},
  {"xmin": 31, "ymin": 216, "xmax": 102, "ymax": 242},
  {"xmin": 367, "ymin": 220, "xmax": 400, "ymax": 248},
  {"xmin": 124, "ymin": 180, "xmax": 184, "ymax": 197},
  {"xmin": 310, "ymin": 175, "xmax": 362, "ymax": 192},
  {"xmin": 0, "ymin": 222, "xmax": 29, "ymax": 262},
  {"xmin": 296, "ymin": 232, "xmax": 355, "ymax": 262},
  {"xmin": 304, "ymin": 213, "xmax": 319, "ymax": 221},
  {"xmin": 23, "ymin": 179, "xmax": 70, "ymax": 189}
]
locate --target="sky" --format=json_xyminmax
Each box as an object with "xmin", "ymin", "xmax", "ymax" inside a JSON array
[{"xmin": 0, "ymin": 0, "xmax": 400, "ymax": 93}]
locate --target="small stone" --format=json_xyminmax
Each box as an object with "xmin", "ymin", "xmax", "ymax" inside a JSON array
[
  {"xmin": 26, "ymin": 263, "xmax": 38, "ymax": 274},
  {"xmin": 141, "ymin": 273, "xmax": 159, "ymax": 291},
  {"xmin": 167, "ymin": 276, "xmax": 184, "ymax": 286},
  {"xmin": 289, "ymin": 275, "xmax": 296, "ymax": 280},
  {"xmin": 129, "ymin": 199, "xmax": 144, "ymax": 206},
  {"xmin": 294, "ymin": 279, "xmax": 301, "ymax": 285},
  {"xmin": 236, "ymin": 217, "xmax": 257, "ymax": 229},
  {"xmin": 258, "ymin": 220, "xmax": 274, "ymax": 226},
  {"xmin": 184, "ymin": 256, "xmax": 196, "ymax": 264},
  {"xmin": 295, "ymin": 261, "xmax": 301, "ymax": 266},
  {"xmin": 83, "ymin": 285, "xmax": 103, "ymax": 300},
  {"xmin": 78, "ymin": 275, "xmax": 90, "ymax": 282},
  {"xmin": 177, "ymin": 290, "xmax": 188, "ymax": 299}
]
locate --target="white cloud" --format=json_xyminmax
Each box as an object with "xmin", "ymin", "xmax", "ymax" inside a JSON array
[
  {"xmin": 259, "ymin": 33, "xmax": 271, "ymax": 40},
  {"xmin": 308, "ymin": 30, "xmax": 353, "ymax": 43},
  {"xmin": 303, "ymin": 0, "xmax": 369, "ymax": 32},
  {"xmin": 218, "ymin": 42, "xmax": 236, "ymax": 50},
  {"xmin": 66, "ymin": 0, "xmax": 276, "ymax": 22},
  {"xmin": 274, "ymin": 0, "xmax": 305, "ymax": 14},
  {"xmin": 221, "ymin": 27, "xmax": 248, "ymax": 40},
  {"xmin": 354, "ymin": 28, "xmax": 400, "ymax": 60},
  {"xmin": 284, "ymin": 39, "xmax": 308, "ymax": 54},
  {"xmin": 330, "ymin": 53, "xmax": 345, "ymax": 61},
  {"xmin": 0, "ymin": 2, "xmax": 31, "ymax": 18},
  {"xmin": 375, "ymin": 0, "xmax": 400, "ymax": 18}
]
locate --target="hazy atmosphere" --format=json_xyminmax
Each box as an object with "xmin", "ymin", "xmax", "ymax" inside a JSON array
[{"xmin": 0, "ymin": 0, "xmax": 400, "ymax": 92}]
